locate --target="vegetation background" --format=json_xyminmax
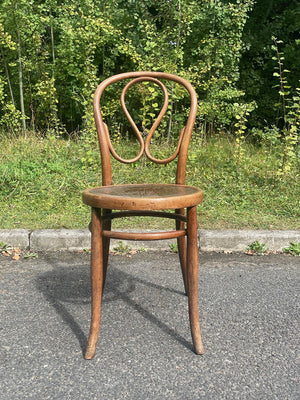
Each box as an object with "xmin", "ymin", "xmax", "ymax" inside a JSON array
[{"xmin": 0, "ymin": 0, "xmax": 299, "ymax": 230}]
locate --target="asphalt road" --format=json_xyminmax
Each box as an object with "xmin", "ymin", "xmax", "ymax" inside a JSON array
[{"xmin": 1, "ymin": 251, "xmax": 299, "ymax": 399}]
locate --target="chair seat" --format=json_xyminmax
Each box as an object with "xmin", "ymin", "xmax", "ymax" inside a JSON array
[{"xmin": 82, "ymin": 183, "xmax": 203, "ymax": 211}]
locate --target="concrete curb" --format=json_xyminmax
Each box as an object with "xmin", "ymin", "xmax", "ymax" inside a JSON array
[
  {"xmin": 198, "ymin": 229, "xmax": 300, "ymax": 252},
  {"xmin": 0, "ymin": 229, "xmax": 299, "ymax": 253}
]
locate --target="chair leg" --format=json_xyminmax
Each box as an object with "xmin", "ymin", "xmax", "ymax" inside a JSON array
[
  {"xmin": 176, "ymin": 209, "xmax": 188, "ymax": 295},
  {"xmin": 102, "ymin": 236, "xmax": 110, "ymax": 291},
  {"xmin": 102, "ymin": 209, "xmax": 112, "ymax": 291},
  {"xmin": 85, "ymin": 207, "xmax": 104, "ymax": 360},
  {"xmin": 177, "ymin": 236, "xmax": 188, "ymax": 295},
  {"xmin": 187, "ymin": 206, "xmax": 204, "ymax": 355}
]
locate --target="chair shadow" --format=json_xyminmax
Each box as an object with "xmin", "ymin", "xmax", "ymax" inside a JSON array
[
  {"xmin": 36, "ymin": 259, "xmax": 192, "ymax": 357},
  {"xmin": 35, "ymin": 263, "xmax": 90, "ymax": 356}
]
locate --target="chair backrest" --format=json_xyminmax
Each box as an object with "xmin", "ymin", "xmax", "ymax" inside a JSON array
[{"xmin": 93, "ymin": 72, "xmax": 197, "ymax": 186}]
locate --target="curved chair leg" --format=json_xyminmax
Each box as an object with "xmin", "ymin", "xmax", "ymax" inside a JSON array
[
  {"xmin": 85, "ymin": 207, "xmax": 104, "ymax": 360},
  {"xmin": 187, "ymin": 206, "xmax": 204, "ymax": 355}
]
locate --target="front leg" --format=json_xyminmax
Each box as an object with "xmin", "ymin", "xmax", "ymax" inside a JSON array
[
  {"xmin": 187, "ymin": 205, "xmax": 204, "ymax": 355},
  {"xmin": 85, "ymin": 207, "xmax": 104, "ymax": 359}
]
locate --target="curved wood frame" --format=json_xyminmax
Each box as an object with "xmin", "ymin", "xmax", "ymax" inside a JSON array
[
  {"xmin": 84, "ymin": 72, "xmax": 204, "ymax": 359},
  {"xmin": 94, "ymin": 71, "xmax": 197, "ymax": 185}
]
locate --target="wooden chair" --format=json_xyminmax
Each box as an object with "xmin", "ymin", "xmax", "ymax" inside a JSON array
[{"xmin": 82, "ymin": 72, "xmax": 204, "ymax": 359}]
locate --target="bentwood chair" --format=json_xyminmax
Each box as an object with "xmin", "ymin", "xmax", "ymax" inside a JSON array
[{"xmin": 82, "ymin": 72, "xmax": 204, "ymax": 359}]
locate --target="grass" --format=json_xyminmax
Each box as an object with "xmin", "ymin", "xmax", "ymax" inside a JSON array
[{"xmin": 0, "ymin": 132, "xmax": 299, "ymax": 230}]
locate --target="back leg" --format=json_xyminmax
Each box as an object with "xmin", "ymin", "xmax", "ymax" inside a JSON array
[
  {"xmin": 176, "ymin": 209, "xmax": 188, "ymax": 295},
  {"xmin": 102, "ymin": 209, "xmax": 112, "ymax": 291},
  {"xmin": 177, "ymin": 236, "xmax": 188, "ymax": 295}
]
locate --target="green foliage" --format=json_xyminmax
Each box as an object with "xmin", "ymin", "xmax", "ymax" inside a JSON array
[
  {"xmin": 0, "ymin": 241, "xmax": 9, "ymax": 251},
  {"xmin": 251, "ymin": 126, "xmax": 281, "ymax": 148},
  {"xmin": 0, "ymin": 133, "xmax": 96, "ymax": 228},
  {"xmin": 0, "ymin": 0, "xmax": 141, "ymax": 135},
  {"xmin": 168, "ymin": 242, "xmax": 178, "ymax": 253},
  {"xmin": 0, "ymin": 134, "xmax": 299, "ymax": 230},
  {"xmin": 0, "ymin": 0, "xmax": 256, "ymax": 138},
  {"xmin": 0, "ymin": 241, "xmax": 38, "ymax": 259},
  {"xmin": 246, "ymin": 241, "xmax": 268, "ymax": 255},
  {"xmin": 184, "ymin": 0, "xmax": 255, "ymax": 131},
  {"xmin": 112, "ymin": 241, "xmax": 133, "ymax": 255},
  {"xmin": 272, "ymin": 37, "xmax": 299, "ymax": 175},
  {"xmin": 283, "ymin": 242, "xmax": 300, "ymax": 256},
  {"xmin": 0, "ymin": 1, "xmax": 299, "ymax": 229},
  {"xmin": 0, "ymin": 0, "xmax": 299, "ymax": 147},
  {"xmin": 23, "ymin": 251, "xmax": 38, "ymax": 259},
  {"xmin": 240, "ymin": 0, "xmax": 300, "ymax": 128},
  {"xmin": 186, "ymin": 134, "xmax": 300, "ymax": 230},
  {"xmin": 233, "ymin": 101, "xmax": 256, "ymax": 170}
]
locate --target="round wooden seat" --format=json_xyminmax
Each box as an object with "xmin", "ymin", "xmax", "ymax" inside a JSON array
[{"xmin": 82, "ymin": 183, "xmax": 203, "ymax": 211}]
